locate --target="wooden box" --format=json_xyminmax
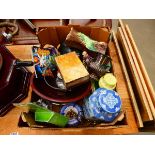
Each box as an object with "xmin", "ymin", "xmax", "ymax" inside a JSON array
[
  {"xmin": 55, "ymin": 52, "xmax": 90, "ymax": 89},
  {"xmin": 0, "ymin": 20, "xmax": 154, "ymax": 134}
]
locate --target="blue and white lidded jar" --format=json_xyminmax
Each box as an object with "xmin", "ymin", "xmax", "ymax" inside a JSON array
[
  {"xmin": 98, "ymin": 88, "xmax": 122, "ymax": 122},
  {"xmin": 83, "ymin": 88, "xmax": 122, "ymax": 122}
]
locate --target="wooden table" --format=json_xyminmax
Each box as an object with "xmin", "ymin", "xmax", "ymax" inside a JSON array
[{"xmin": 0, "ymin": 45, "xmax": 139, "ymax": 135}]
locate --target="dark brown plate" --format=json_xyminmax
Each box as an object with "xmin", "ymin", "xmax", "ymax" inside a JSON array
[{"xmin": 31, "ymin": 73, "xmax": 91, "ymax": 103}]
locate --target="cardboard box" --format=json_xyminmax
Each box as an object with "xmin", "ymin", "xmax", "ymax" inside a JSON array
[{"xmin": 26, "ymin": 25, "xmax": 138, "ymax": 134}]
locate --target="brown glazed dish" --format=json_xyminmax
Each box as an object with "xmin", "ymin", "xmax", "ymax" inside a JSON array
[{"xmin": 31, "ymin": 73, "xmax": 91, "ymax": 103}]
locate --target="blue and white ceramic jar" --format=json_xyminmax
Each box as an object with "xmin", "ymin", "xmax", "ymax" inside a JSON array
[
  {"xmin": 98, "ymin": 88, "xmax": 121, "ymax": 122},
  {"xmin": 83, "ymin": 88, "xmax": 122, "ymax": 122}
]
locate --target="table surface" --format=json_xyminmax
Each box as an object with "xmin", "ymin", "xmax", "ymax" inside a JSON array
[{"xmin": 0, "ymin": 44, "xmax": 139, "ymax": 135}]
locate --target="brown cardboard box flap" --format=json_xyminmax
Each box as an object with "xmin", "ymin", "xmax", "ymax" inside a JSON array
[{"xmin": 37, "ymin": 25, "xmax": 110, "ymax": 48}]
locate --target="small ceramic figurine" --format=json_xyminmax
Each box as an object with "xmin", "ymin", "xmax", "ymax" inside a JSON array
[
  {"xmin": 82, "ymin": 51, "xmax": 112, "ymax": 80},
  {"xmin": 82, "ymin": 51, "xmax": 94, "ymax": 67},
  {"xmin": 99, "ymin": 73, "xmax": 117, "ymax": 90}
]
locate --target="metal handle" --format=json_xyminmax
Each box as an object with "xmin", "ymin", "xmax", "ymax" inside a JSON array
[{"xmin": 16, "ymin": 60, "xmax": 34, "ymax": 67}]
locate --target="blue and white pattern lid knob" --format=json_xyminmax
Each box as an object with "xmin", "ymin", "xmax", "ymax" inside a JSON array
[{"xmin": 98, "ymin": 89, "xmax": 122, "ymax": 114}]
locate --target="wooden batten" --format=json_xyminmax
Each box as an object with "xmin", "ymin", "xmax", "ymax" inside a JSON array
[
  {"xmin": 112, "ymin": 31, "xmax": 143, "ymax": 127},
  {"xmin": 117, "ymin": 26, "xmax": 153, "ymax": 122},
  {"xmin": 118, "ymin": 20, "xmax": 155, "ymax": 120},
  {"xmin": 125, "ymin": 24, "xmax": 155, "ymax": 105}
]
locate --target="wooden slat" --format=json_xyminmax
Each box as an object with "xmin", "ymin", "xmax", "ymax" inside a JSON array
[
  {"xmin": 125, "ymin": 24, "xmax": 155, "ymax": 105},
  {"xmin": 117, "ymin": 26, "xmax": 153, "ymax": 121},
  {"xmin": 112, "ymin": 31, "xmax": 143, "ymax": 127},
  {"xmin": 108, "ymin": 41, "xmax": 138, "ymax": 132},
  {"xmin": 118, "ymin": 20, "xmax": 155, "ymax": 120}
]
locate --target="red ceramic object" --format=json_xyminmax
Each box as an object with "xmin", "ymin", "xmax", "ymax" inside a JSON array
[
  {"xmin": 0, "ymin": 67, "xmax": 31, "ymax": 116},
  {"xmin": 31, "ymin": 73, "xmax": 91, "ymax": 103},
  {"xmin": 0, "ymin": 45, "xmax": 17, "ymax": 90},
  {"xmin": 0, "ymin": 45, "xmax": 33, "ymax": 90},
  {"xmin": 0, "ymin": 45, "xmax": 32, "ymax": 116}
]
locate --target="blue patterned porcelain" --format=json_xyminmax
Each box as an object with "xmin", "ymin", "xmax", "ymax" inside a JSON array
[
  {"xmin": 60, "ymin": 103, "xmax": 83, "ymax": 126},
  {"xmin": 98, "ymin": 89, "xmax": 121, "ymax": 113},
  {"xmin": 83, "ymin": 88, "xmax": 122, "ymax": 122},
  {"xmin": 89, "ymin": 89, "xmax": 105, "ymax": 120},
  {"xmin": 83, "ymin": 98, "xmax": 93, "ymax": 119}
]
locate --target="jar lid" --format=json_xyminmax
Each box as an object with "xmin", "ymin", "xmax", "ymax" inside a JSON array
[
  {"xmin": 60, "ymin": 102, "xmax": 83, "ymax": 126},
  {"xmin": 98, "ymin": 88, "xmax": 122, "ymax": 113},
  {"xmin": 99, "ymin": 73, "xmax": 117, "ymax": 90}
]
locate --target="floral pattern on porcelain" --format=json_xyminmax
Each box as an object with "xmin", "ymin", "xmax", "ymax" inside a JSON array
[{"xmin": 103, "ymin": 93, "xmax": 118, "ymax": 109}]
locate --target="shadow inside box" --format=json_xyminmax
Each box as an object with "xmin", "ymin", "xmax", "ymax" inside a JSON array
[{"xmin": 18, "ymin": 91, "xmax": 128, "ymax": 128}]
